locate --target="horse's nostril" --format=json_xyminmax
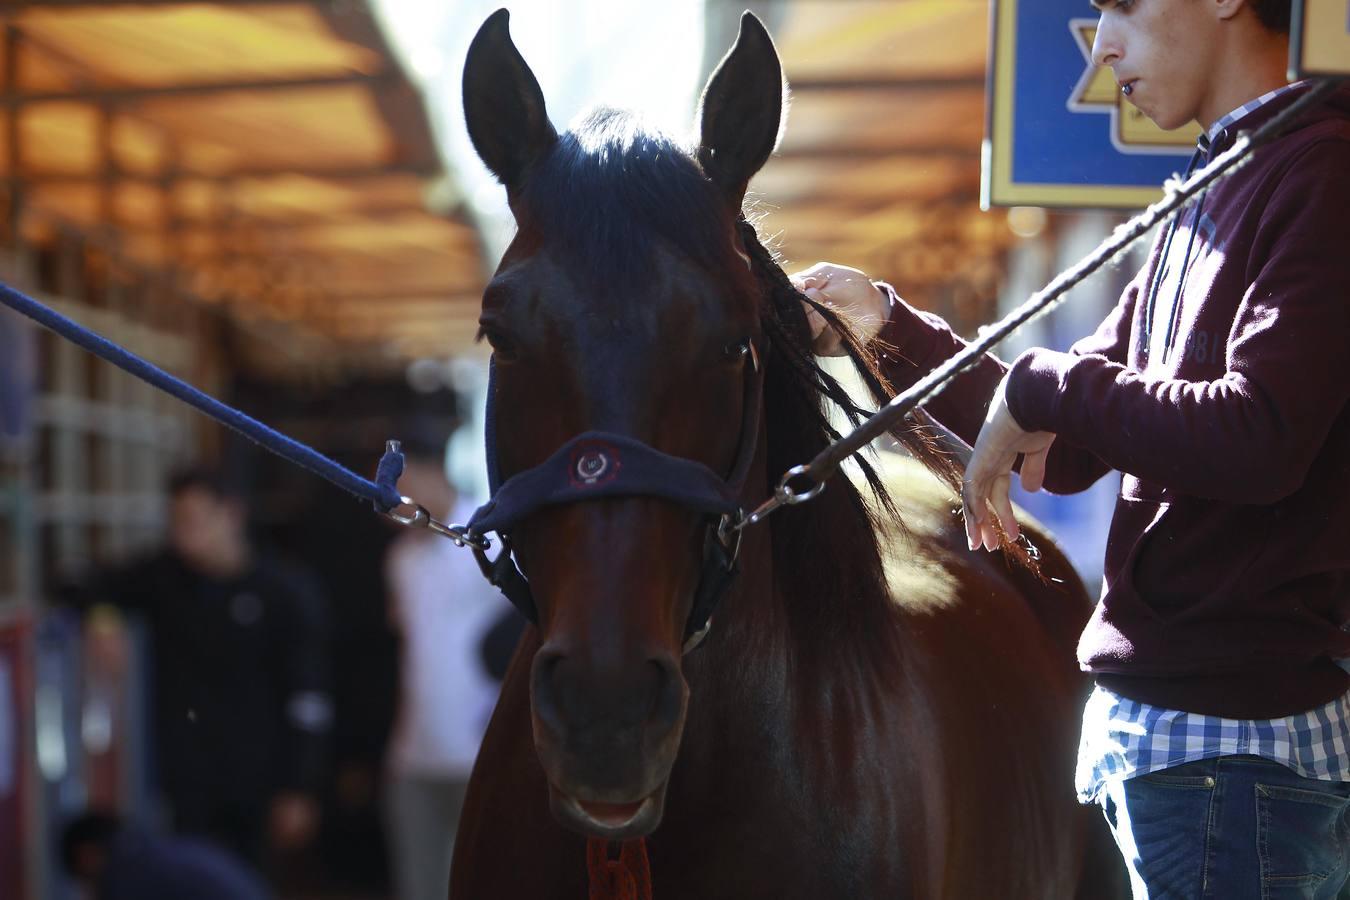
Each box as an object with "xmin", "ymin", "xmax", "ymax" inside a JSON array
[
  {"xmin": 532, "ymin": 646, "xmax": 685, "ymax": 740},
  {"xmin": 532, "ymin": 649, "xmax": 567, "ymax": 737},
  {"xmin": 648, "ymin": 657, "xmax": 682, "ymax": 733}
]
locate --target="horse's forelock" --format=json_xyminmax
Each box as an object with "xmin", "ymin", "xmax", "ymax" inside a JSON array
[{"xmin": 516, "ymin": 107, "xmax": 742, "ymax": 294}]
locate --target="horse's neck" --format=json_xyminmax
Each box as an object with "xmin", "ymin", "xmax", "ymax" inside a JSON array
[
  {"xmin": 692, "ymin": 482, "xmax": 903, "ymax": 711},
  {"xmin": 676, "ymin": 501, "xmax": 919, "ymax": 868}
]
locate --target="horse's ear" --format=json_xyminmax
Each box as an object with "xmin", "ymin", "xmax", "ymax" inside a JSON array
[
  {"xmin": 462, "ymin": 8, "xmax": 557, "ymax": 190},
  {"xmin": 696, "ymin": 11, "xmax": 786, "ymax": 210}
]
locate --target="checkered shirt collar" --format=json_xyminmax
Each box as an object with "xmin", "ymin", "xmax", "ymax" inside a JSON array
[{"xmin": 1204, "ymin": 80, "xmax": 1309, "ymax": 144}]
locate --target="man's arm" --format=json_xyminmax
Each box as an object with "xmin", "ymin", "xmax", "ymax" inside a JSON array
[
  {"xmin": 1003, "ymin": 141, "xmax": 1350, "ymax": 504},
  {"xmin": 872, "ymin": 277, "xmax": 1141, "ymax": 495}
]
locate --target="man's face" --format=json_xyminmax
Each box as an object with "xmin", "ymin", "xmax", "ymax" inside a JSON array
[
  {"xmin": 169, "ymin": 487, "xmax": 245, "ymax": 573},
  {"xmin": 1092, "ymin": 0, "xmax": 1219, "ymax": 130}
]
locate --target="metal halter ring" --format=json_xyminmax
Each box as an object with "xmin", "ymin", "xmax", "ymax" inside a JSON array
[
  {"xmin": 738, "ymin": 464, "xmax": 830, "ymax": 529},
  {"xmin": 384, "ymin": 497, "xmax": 492, "ymax": 551},
  {"xmin": 715, "ymin": 512, "xmax": 745, "ymax": 563},
  {"xmin": 775, "ymin": 465, "xmax": 827, "ymax": 505}
]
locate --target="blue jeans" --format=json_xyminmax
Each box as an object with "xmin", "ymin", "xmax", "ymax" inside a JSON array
[{"xmin": 1100, "ymin": 755, "xmax": 1350, "ymax": 899}]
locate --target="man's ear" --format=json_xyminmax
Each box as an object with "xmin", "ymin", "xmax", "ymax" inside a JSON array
[
  {"xmin": 463, "ymin": 8, "xmax": 557, "ymax": 191},
  {"xmin": 695, "ymin": 12, "xmax": 786, "ymax": 212}
]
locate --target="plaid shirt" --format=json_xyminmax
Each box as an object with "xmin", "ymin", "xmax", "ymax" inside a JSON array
[
  {"xmin": 1205, "ymin": 80, "xmax": 1308, "ymax": 143},
  {"xmin": 1076, "ymin": 685, "xmax": 1350, "ymax": 803},
  {"xmin": 1077, "ymin": 79, "xmax": 1349, "ymax": 805}
]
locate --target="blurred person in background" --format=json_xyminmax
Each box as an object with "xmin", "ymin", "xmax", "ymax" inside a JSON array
[
  {"xmin": 60, "ymin": 811, "xmax": 270, "ymax": 900},
  {"xmin": 382, "ymin": 421, "xmax": 512, "ymax": 900},
  {"xmin": 66, "ymin": 468, "xmax": 333, "ymax": 874}
]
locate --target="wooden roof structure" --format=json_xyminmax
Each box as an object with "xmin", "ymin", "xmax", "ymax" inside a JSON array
[
  {"xmin": 750, "ymin": 0, "xmax": 1020, "ymax": 335},
  {"xmin": 1, "ymin": 0, "xmax": 486, "ymax": 371},
  {"xmin": 1, "ymin": 0, "xmax": 1025, "ymax": 369}
]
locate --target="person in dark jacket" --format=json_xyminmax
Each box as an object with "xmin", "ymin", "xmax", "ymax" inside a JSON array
[
  {"xmin": 61, "ymin": 812, "xmax": 270, "ymax": 900},
  {"xmin": 71, "ymin": 468, "xmax": 332, "ymax": 872},
  {"xmin": 798, "ymin": 1, "xmax": 1350, "ymax": 896}
]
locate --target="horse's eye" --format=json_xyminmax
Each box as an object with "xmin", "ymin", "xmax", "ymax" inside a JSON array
[
  {"xmin": 723, "ymin": 339, "xmax": 751, "ymax": 363},
  {"xmin": 477, "ymin": 326, "xmax": 520, "ymax": 362}
]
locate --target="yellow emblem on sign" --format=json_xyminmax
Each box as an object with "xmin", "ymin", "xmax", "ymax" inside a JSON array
[{"xmin": 1066, "ymin": 20, "xmax": 1201, "ymax": 152}]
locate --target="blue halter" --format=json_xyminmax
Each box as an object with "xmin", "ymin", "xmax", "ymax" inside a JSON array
[{"xmin": 467, "ymin": 343, "xmax": 764, "ymax": 650}]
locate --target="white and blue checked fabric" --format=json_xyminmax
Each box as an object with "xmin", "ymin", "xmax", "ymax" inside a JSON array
[
  {"xmin": 1076, "ymin": 684, "xmax": 1350, "ymax": 803},
  {"xmin": 1077, "ymin": 79, "xmax": 1346, "ymax": 806},
  {"xmin": 1205, "ymin": 80, "xmax": 1307, "ymax": 143}
]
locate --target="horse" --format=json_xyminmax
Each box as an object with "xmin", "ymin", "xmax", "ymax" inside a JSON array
[{"xmin": 451, "ymin": 9, "xmax": 1128, "ymax": 898}]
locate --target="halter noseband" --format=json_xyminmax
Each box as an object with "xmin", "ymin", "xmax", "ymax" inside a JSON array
[{"xmin": 466, "ymin": 340, "xmax": 764, "ymax": 652}]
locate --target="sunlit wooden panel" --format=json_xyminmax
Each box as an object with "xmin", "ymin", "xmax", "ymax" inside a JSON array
[
  {"xmin": 326, "ymin": 293, "xmax": 481, "ymax": 311},
  {"xmin": 113, "ymin": 183, "xmax": 169, "ymax": 230},
  {"xmin": 776, "ymin": 0, "xmax": 989, "ymax": 80},
  {"xmin": 17, "ymin": 4, "xmax": 382, "ymax": 87},
  {"xmin": 276, "ymin": 215, "xmax": 478, "ymax": 255},
  {"xmin": 111, "ymin": 117, "xmax": 169, "ymax": 176},
  {"xmin": 20, "ymin": 102, "xmax": 99, "ymax": 174},
  {"xmin": 754, "ymin": 155, "xmax": 977, "ymax": 207},
  {"xmin": 139, "ymin": 87, "xmax": 391, "ymax": 173},
  {"xmin": 779, "ymin": 89, "xmax": 984, "ymax": 155},
  {"xmin": 227, "ymin": 174, "xmax": 430, "ymax": 221},
  {"xmin": 330, "ymin": 313, "xmax": 476, "ymax": 341},
  {"xmin": 121, "ymin": 231, "xmax": 170, "ymax": 268},
  {"xmin": 13, "ymin": 39, "xmax": 76, "ymax": 93},
  {"xmin": 27, "ymin": 183, "xmax": 100, "ymax": 227},
  {"xmin": 299, "ymin": 245, "xmax": 484, "ymax": 295},
  {"xmin": 171, "ymin": 180, "xmax": 220, "ymax": 221},
  {"xmin": 178, "ymin": 139, "xmax": 238, "ymax": 175},
  {"xmin": 755, "ymin": 201, "xmax": 927, "ymax": 247}
]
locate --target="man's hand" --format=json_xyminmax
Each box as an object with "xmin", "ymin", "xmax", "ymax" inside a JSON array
[
  {"xmin": 790, "ymin": 262, "xmax": 890, "ymax": 356},
  {"xmin": 962, "ymin": 373, "xmax": 1057, "ymax": 552},
  {"xmin": 269, "ymin": 792, "xmax": 319, "ymax": 851}
]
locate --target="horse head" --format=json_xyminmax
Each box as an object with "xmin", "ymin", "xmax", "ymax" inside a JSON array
[{"xmin": 462, "ymin": 8, "xmax": 785, "ymax": 839}]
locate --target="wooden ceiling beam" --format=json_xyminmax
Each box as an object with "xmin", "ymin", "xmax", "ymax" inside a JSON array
[
  {"xmin": 317, "ymin": 287, "xmax": 482, "ymax": 303},
  {"xmin": 23, "ymin": 162, "xmax": 438, "ymax": 182},
  {"xmin": 324, "ymin": 299, "xmax": 483, "ymax": 317},
  {"xmin": 773, "ymin": 145, "xmax": 980, "ymax": 162},
  {"xmin": 763, "ymin": 185, "xmax": 982, "ymax": 210},
  {"xmin": 4, "ymin": 71, "xmax": 398, "ymax": 105},
  {"xmin": 157, "ymin": 201, "xmax": 450, "ymax": 226},
  {"xmin": 6, "ymin": 0, "xmax": 298, "ymax": 9},
  {"xmin": 788, "ymin": 75, "xmax": 986, "ymax": 93}
]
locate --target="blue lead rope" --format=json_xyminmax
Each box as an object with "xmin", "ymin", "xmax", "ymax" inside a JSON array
[{"xmin": 0, "ymin": 281, "xmax": 406, "ymax": 513}]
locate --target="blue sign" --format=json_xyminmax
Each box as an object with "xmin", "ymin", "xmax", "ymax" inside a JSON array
[{"xmin": 985, "ymin": 0, "xmax": 1199, "ymax": 209}]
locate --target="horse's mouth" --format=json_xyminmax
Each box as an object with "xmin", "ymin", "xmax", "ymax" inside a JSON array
[{"xmin": 548, "ymin": 782, "xmax": 664, "ymax": 839}]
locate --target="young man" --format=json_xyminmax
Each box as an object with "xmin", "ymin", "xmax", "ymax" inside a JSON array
[
  {"xmin": 68, "ymin": 469, "xmax": 332, "ymax": 873},
  {"xmin": 799, "ymin": 1, "xmax": 1350, "ymax": 895}
]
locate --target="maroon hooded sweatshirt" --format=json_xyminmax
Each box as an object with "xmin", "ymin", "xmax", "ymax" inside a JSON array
[{"xmin": 875, "ymin": 83, "xmax": 1350, "ymax": 719}]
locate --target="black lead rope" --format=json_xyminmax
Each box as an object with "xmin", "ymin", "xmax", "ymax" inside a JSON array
[{"xmin": 736, "ymin": 77, "xmax": 1347, "ymax": 531}]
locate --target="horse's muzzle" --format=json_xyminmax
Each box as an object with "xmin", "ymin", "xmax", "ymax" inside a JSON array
[
  {"xmin": 531, "ymin": 644, "xmax": 687, "ymax": 838},
  {"xmin": 547, "ymin": 781, "xmax": 668, "ymax": 840}
]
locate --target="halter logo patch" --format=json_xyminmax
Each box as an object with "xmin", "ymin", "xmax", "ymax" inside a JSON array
[{"xmin": 570, "ymin": 442, "xmax": 621, "ymax": 488}]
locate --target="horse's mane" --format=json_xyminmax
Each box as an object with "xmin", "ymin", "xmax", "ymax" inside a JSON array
[
  {"xmin": 735, "ymin": 221, "xmax": 967, "ymax": 643},
  {"xmin": 521, "ymin": 107, "xmax": 966, "ymax": 637}
]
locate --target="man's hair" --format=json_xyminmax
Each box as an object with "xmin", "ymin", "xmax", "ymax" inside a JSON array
[
  {"xmin": 167, "ymin": 466, "xmax": 245, "ymax": 502},
  {"xmin": 1249, "ymin": 0, "xmax": 1291, "ymax": 33},
  {"xmin": 59, "ymin": 812, "xmax": 122, "ymax": 873}
]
